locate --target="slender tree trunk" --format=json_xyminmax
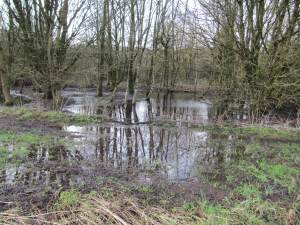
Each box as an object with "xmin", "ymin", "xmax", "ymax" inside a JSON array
[
  {"xmin": 126, "ymin": 0, "xmax": 136, "ymax": 99},
  {"xmin": 107, "ymin": 1, "xmax": 116, "ymax": 91},
  {"xmin": 96, "ymin": 0, "xmax": 107, "ymax": 97},
  {"xmin": 163, "ymin": 45, "xmax": 169, "ymax": 88},
  {"xmin": 0, "ymin": 1, "xmax": 14, "ymax": 105},
  {"xmin": 0, "ymin": 71, "xmax": 13, "ymax": 106}
]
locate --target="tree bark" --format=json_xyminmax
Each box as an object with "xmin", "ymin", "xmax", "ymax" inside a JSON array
[
  {"xmin": 0, "ymin": 71, "xmax": 13, "ymax": 106},
  {"xmin": 126, "ymin": 0, "xmax": 137, "ymax": 99}
]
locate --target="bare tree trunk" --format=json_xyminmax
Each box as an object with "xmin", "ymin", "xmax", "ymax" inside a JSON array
[
  {"xmin": 147, "ymin": 1, "xmax": 160, "ymax": 97},
  {"xmin": 96, "ymin": 0, "xmax": 107, "ymax": 97},
  {"xmin": 106, "ymin": 1, "xmax": 116, "ymax": 91},
  {"xmin": 0, "ymin": 71, "xmax": 13, "ymax": 105},
  {"xmin": 126, "ymin": 0, "xmax": 136, "ymax": 99},
  {"xmin": 0, "ymin": 1, "xmax": 14, "ymax": 105}
]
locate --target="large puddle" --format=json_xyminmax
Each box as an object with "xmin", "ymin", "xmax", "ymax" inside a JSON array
[
  {"xmin": 0, "ymin": 89, "xmax": 248, "ymax": 207},
  {"xmin": 61, "ymin": 89, "xmax": 217, "ymax": 181},
  {"xmin": 61, "ymin": 89, "xmax": 213, "ymax": 123}
]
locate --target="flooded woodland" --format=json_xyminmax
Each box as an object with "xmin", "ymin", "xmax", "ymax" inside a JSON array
[
  {"xmin": 0, "ymin": 0, "xmax": 300, "ymax": 224},
  {"xmin": 0, "ymin": 87, "xmax": 299, "ymax": 224}
]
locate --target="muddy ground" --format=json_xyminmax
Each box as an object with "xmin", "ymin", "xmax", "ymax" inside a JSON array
[
  {"xmin": 0, "ymin": 111, "xmax": 225, "ymax": 213},
  {"xmin": 0, "ymin": 114, "xmax": 63, "ymax": 135}
]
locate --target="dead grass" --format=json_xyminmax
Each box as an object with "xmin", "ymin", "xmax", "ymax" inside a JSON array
[
  {"xmin": 0, "ymin": 193, "xmax": 200, "ymax": 225},
  {"xmin": 1, "ymin": 187, "xmax": 298, "ymax": 225}
]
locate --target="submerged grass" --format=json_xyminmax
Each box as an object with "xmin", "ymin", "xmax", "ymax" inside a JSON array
[{"xmin": 0, "ymin": 129, "xmax": 70, "ymax": 169}]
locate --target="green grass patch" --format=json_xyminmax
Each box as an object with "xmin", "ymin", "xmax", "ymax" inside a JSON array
[
  {"xmin": 236, "ymin": 184, "xmax": 261, "ymax": 199},
  {"xmin": 178, "ymin": 199, "xmax": 289, "ymax": 225},
  {"xmin": 195, "ymin": 139, "xmax": 299, "ymax": 225},
  {"xmin": 139, "ymin": 185, "xmax": 154, "ymax": 194},
  {"xmin": 55, "ymin": 190, "xmax": 81, "ymax": 210},
  {"xmin": 194, "ymin": 124, "xmax": 300, "ymax": 141},
  {"xmin": 234, "ymin": 159, "xmax": 299, "ymax": 193},
  {"xmin": 269, "ymin": 143, "xmax": 300, "ymax": 165},
  {"xmin": 0, "ymin": 107, "xmax": 104, "ymax": 125},
  {"xmin": 0, "ymin": 130, "xmax": 51, "ymax": 144},
  {"xmin": 259, "ymin": 160, "xmax": 299, "ymax": 193},
  {"xmin": 0, "ymin": 130, "xmax": 70, "ymax": 169}
]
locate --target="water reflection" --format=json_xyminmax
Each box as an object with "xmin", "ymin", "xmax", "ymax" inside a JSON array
[
  {"xmin": 1, "ymin": 164, "xmax": 85, "ymax": 190},
  {"xmin": 61, "ymin": 93, "xmax": 214, "ymax": 180},
  {"xmin": 62, "ymin": 89, "xmax": 213, "ymax": 124},
  {"xmin": 0, "ymin": 129, "xmax": 246, "ymax": 190},
  {"xmin": 0, "ymin": 145, "xmax": 83, "ymax": 187},
  {"xmin": 0, "ymin": 89, "xmax": 244, "ymax": 192},
  {"xmin": 64, "ymin": 123, "xmax": 207, "ymax": 180}
]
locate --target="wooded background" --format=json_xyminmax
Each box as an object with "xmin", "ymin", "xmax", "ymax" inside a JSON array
[{"xmin": 0, "ymin": 0, "xmax": 299, "ymax": 118}]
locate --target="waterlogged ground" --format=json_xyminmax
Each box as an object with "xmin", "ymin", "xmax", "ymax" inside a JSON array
[
  {"xmin": 0, "ymin": 88, "xmax": 299, "ymax": 224},
  {"xmin": 54, "ymin": 89, "xmax": 215, "ymax": 180}
]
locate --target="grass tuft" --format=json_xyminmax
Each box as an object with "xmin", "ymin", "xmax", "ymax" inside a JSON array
[{"xmin": 55, "ymin": 190, "xmax": 81, "ymax": 210}]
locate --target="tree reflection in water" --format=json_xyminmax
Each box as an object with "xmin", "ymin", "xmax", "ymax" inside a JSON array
[{"xmin": 1, "ymin": 91, "xmax": 246, "ymax": 189}]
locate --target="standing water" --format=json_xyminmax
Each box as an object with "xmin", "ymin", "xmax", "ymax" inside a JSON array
[
  {"xmin": 0, "ymin": 88, "xmax": 245, "ymax": 209},
  {"xmin": 61, "ymin": 89, "xmax": 215, "ymax": 180}
]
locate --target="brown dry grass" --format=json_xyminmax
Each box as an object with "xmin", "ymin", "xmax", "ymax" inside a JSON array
[{"xmin": 0, "ymin": 193, "xmax": 200, "ymax": 225}]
